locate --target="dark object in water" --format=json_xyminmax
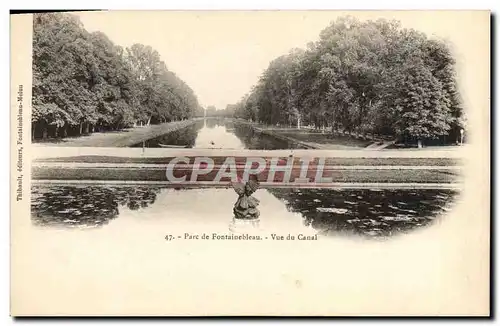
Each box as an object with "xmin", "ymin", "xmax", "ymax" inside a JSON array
[{"xmin": 158, "ymin": 143, "xmax": 188, "ymax": 148}]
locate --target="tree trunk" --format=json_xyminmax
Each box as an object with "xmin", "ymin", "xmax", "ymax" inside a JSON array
[
  {"xmin": 417, "ymin": 139, "xmax": 423, "ymax": 148},
  {"xmin": 79, "ymin": 122, "xmax": 83, "ymax": 135}
]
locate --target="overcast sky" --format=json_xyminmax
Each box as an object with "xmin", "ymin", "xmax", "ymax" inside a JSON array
[{"xmin": 74, "ymin": 11, "xmax": 487, "ymax": 111}]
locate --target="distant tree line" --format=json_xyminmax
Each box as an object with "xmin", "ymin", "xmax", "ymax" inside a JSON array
[
  {"xmin": 202, "ymin": 105, "xmax": 234, "ymax": 118},
  {"xmin": 32, "ymin": 13, "xmax": 201, "ymax": 140},
  {"xmin": 230, "ymin": 16, "xmax": 465, "ymax": 144}
]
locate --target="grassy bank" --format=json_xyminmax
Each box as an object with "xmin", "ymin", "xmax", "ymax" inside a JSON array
[
  {"xmin": 235, "ymin": 119, "xmax": 459, "ymax": 150},
  {"xmin": 35, "ymin": 155, "xmax": 461, "ymax": 166},
  {"xmin": 32, "ymin": 166, "xmax": 460, "ymax": 184},
  {"xmin": 235, "ymin": 120, "xmax": 377, "ymax": 149},
  {"xmin": 273, "ymin": 130, "xmax": 373, "ymax": 149}
]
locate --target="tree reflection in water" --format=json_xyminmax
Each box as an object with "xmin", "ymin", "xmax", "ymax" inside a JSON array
[
  {"xmin": 31, "ymin": 186, "xmax": 161, "ymax": 229},
  {"xmin": 31, "ymin": 184, "xmax": 460, "ymax": 238},
  {"xmin": 131, "ymin": 120, "xmax": 204, "ymax": 148},
  {"xmin": 267, "ymin": 188, "xmax": 459, "ymax": 238},
  {"xmin": 205, "ymin": 118, "xmax": 226, "ymax": 129},
  {"xmin": 232, "ymin": 124, "xmax": 302, "ymax": 150}
]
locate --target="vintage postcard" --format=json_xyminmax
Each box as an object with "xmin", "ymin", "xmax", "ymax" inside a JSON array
[{"xmin": 10, "ymin": 10, "xmax": 490, "ymax": 316}]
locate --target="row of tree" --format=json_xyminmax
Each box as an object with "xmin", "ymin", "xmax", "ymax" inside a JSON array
[
  {"xmin": 230, "ymin": 16, "xmax": 465, "ymax": 144},
  {"xmin": 32, "ymin": 13, "xmax": 201, "ymax": 140},
  {"xmin": 203, "ymin": 105, "xmax": 234, "ymax": 117}
]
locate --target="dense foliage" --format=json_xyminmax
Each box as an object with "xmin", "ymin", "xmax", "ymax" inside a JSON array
[
  {"xmin": 230, "ymin": 17, "xmax": 465, "ymax": 144},
  {"xmin": 32, "ymin": 13, "xmax": 201, "ymax": 140}
]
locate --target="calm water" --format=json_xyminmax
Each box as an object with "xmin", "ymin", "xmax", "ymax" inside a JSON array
[
  {"xmin": 131, "ymin": 119, "xmax": 306, "ymax": 149},
  {"xmin": 31, "ymin": 185, "xmax": 458, "ymax": 238},
  {"xmin": 31, "ymin": 118, "xmax": 459, "ymax": 238}
]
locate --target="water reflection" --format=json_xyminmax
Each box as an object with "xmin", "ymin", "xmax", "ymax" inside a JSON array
[
  {"xmin": 31, "ymin": 185, "xmax": 457, "ymax": 238},
  {"xmin": 131, "ymin": 121, "xmax": 204, "ymax": 148},
  {"xmin": 131, "ymin": 118, "xmax": 307, "ymax": 150},
  {"xmin": 205, "ymin": 118, "xmax": 226, "ymax": 129},
  {"xmin": 232, "ymin": 123, "xmax": 307, "ymax": 150},
  {"xmin": 268, "ymin": 188, "xmax": 458, "ymax": 238},
  {"xmin": 31, "ymin": 186, "xmax": 160, "ymax": 228},
  {"xmin": 193, "ymin": 123, "xmax": 245, "ymax": 149}
]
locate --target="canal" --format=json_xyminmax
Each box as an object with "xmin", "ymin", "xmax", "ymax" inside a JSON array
[
  {"xmin": 32, "ymin": 118, "xmax": 459, "ymax": 239},
  {"xmin": 130, "ymin": 118, "xmax": 308, "ymax": 150}
]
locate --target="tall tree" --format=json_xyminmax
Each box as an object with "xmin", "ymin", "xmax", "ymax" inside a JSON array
[
  {"xmin": 32, "ymin": 12, "xmax": 201, "ymax": 140},
  {"xmin": 230, "ymin": 16, "xmax": 462, "ymax": 145}
]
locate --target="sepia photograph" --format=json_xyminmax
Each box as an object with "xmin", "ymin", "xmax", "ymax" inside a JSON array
[{"xmin": 10, "ymin": 10, "xmax": 490, "ymax": 316}]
